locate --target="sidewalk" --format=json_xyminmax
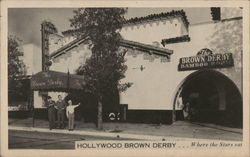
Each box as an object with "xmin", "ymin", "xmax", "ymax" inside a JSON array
[{"xmin": 8, "ymin": 118, "xmax": 242, "ymax": 141}]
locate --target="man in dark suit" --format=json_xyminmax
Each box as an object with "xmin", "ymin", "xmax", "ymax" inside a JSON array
[
  {"xmin": 55, "ymin": 95, "xmax": 67, "ymax": 129},
  {"xmin": 47, "ymin": 96, "xmax": 56, "ymax": 130}
]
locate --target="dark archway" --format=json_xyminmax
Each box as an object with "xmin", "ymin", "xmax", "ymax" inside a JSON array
[{"xmin": 175, "ymin": 70, "xmax": 242, "ymax": 128}]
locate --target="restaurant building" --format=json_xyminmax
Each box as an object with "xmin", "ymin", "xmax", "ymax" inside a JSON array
[{"xmin": 32, "ymin": 8, "xmax": 243, "ymax": 127}]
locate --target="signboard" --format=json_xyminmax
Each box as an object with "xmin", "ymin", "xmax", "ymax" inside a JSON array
[
  {"xmin": 31, "ymin": 79, "xmax": 64, "ymax": 89},
  {"xmin": 31, "ymin": 71, "xmax": 84, "ymax": 91},
  {"xmin": 178, "ymin": 49, "xmax": 234, "ymax": 71}
]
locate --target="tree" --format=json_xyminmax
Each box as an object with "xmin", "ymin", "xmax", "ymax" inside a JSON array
[
  {"xmin": 70, "ymin": 8, "xmax": 132, "ymax": 129},
  {"xmin": 8, "ymin": 36, "xmax": 26, "ymax": 102}
]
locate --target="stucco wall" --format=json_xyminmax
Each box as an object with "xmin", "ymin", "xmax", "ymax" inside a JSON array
[
  {"xmin": 221, "ymin": 8, "xmax": 242, "ymax": 19},
  {"xmin": 120, "ymin": 17, "xmax": 187, "ymax": 46},
  {"xmin": 50, "ymin": 44, "xmax": 91, "ymax": 73},
  {"xmin": 120, "ymin": 19, "xmax": 242, "ymax": 110},
  {"xmin": 48, "ymin": 34, "xmax": 64, "ymax": 53}
]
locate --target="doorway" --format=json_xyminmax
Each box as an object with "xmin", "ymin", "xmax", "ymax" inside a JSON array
[{"xmin": 175, "ymin": 70, "xmax": 242, "ymax": 128}]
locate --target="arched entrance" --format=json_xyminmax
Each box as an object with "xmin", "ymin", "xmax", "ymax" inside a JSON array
[{"xmin": 174, "ymin": 70, "xmax": 242, "ymax": 128}]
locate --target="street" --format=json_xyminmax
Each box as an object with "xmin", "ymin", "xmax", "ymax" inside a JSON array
[{"xmin": 9, "ymin": 130, "xmax": 132, "ymax": 149}]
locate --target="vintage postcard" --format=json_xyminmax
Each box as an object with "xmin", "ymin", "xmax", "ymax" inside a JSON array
[{"xmin": 0, "ymin": 0, "xmax": 249, "ymax": 157}]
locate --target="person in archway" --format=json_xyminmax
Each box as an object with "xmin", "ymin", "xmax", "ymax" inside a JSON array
[
  {"xmin": 182, "ymin": 100, "xmax": 191, "ymax": 120},
  {"xmin": 177, "ymin": 96, "xmax": 185, "ymax": 120},
  {"xmin": 55, "ymin": 95, "xmax": 67, "ymax": 129},
  {"xmin": 66, "ymin": 100, "xmax": 80, "ymax": 131},
  {"xmin": 46, "ymin": 96, "xmax": 56, "ymax": 130}
]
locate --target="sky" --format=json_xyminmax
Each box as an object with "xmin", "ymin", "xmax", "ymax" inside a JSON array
[{"xmin": 8, "ymin": 8, "xmax": 212, "ymax": 47}]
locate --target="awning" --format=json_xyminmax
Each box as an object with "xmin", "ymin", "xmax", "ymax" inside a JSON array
[{"xmin": 31, "ymin": 71, "xmax": 85, "ymax": 91}]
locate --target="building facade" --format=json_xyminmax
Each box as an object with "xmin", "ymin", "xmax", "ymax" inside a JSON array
[{"xmin": 36, "ymin": 8, "xmax": 242, "ymax": 127}]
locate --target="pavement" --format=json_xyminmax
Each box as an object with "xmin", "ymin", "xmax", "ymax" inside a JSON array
[
  {"xmin": 9, "ymin": 129, "xmax": 133, "ymax": 149},
  {"xmin": 8, "ymin": 118, "xmax": 243, "ymax": 141}
]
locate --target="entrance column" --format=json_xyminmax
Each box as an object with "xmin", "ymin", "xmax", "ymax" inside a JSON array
[{"xmin": 173, "ymin": 87, "xmax": 183, "ymax": 122}]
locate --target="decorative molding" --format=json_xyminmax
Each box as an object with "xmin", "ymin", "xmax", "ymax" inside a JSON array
[
  {"xmin": 120, "ymin": 39, "xmax": 173, "ymax": 56},
  {"xmin": 161, "ymin": 35, "xmax": 191, "ymax": 46},
  {"xmin": 156, "ymin": 21, "xmax": 160, "ymax": 26},
  {"xmin": 169, "ymin": 19, "xmax": 173, "ymax": 24},
  {"xmin": 160, "ymin": 57, "xmax": 170, "ymax": 63},
  {"xmin": 143, "ymin": 53, "xmax": 151, "ymax": 60},
  {"xmin": 50, "ymin": 37, "xmax": 89, "ymax": 58},
  {"xmin": 62, "ymin": 29, "xmax": 79, "ymax": 36},
  {"xmin": 124, "ymin": 10, "xmax": 189, "ymax": 29},
  {"xmin": 62, "ymin": 10, "xmax": 190, "ymax": 36},
  {"xmin": 50, "ymin": 36, "xmax": 173, "ymax": 64},
  {"xmin": 126, "ymin": 47, "xmax": 170, "ymax": 63}
]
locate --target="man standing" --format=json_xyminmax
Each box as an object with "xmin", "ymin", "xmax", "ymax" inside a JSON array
[
  {"xmin": 47, "ymin": 96, "xmax": 56, "ymax": 130},
  {"xmin": 182, "ymin": 101, "xmax": 191, "ymax": 120},
  {"xmin": 66, "ymin": 100, "xmax": 80, "ymax": 131},
  {"xmin": 55, "ymin": 95, "xmax": 66, "ymax": 129}
]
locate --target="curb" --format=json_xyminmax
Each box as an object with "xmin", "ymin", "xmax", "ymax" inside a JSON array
[{"xmin": 9, "ymin": 126, "xmax": 221, "ymax": 141}]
